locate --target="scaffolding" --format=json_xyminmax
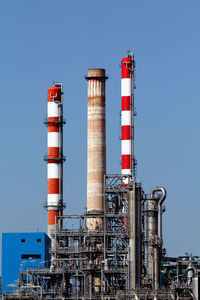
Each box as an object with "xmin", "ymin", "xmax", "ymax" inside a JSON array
[
  {"xmin": 3, "ymin": 175, "xmax": 130, "ymax": 299},
  {"xmin": 3, "ymin": 175, "xmax": 200, "ymax": 299}
]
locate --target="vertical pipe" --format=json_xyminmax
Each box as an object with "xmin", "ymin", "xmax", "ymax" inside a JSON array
[
  {"xmin": 85, "ymin": 69, "xmax": 107, "ymax": 230},
  {"xmin": 135, "ymin": 184, "xmax": 142, "ymax": 287},
  {"xmin": 128, "ymin": 184, "xmax": 142, "ymax": 289},
  {"xmin": 151, "ymin": 187, "xmax": 166, "ymax": 240},
  {"xmin": 45, "ymin": 83, "xmax": 65, "ymax": 238},
  {"xmin": 128, "ymin": 188, "xmax": 135, "ymax": 290}
]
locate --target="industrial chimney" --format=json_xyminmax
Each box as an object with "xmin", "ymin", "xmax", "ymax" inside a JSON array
[
  {"xmin": 86, "ymin": 69, "xmax": 107, "ymax": 230},
  {"xmin": 44, "ymin": 83, "xmax": 65, "ymax": 237},
  {"xmin": 121, "ymin": 52, "xmax": 135, "ymax": 181}
]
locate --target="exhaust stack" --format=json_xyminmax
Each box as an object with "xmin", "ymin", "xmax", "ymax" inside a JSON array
[
  {"xmin": 121, "ymin": 52, "xmax": 135, "ymax": 181},
  {"xmin": 86, "ymin": 69, "xmax": 107, "ymax": 229},
  {"xmin": 44, "ymin": 83, "xmax": 65, "ymax": 237},
  {"xmin": 121, "ymin": 52, "xmax": 136, "ymax": 289}
]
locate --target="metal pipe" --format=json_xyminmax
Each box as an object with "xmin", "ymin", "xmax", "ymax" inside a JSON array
[
  {"xmin": 132, "ymin": 291, "xmax": 139, "ymax": 300},
  {"xmin": 154, "ymin": 247, "xmax": 159, "ymax": 289},
  {"xmin": 128, "ymin": 188, "xmax": 135, "ymax": 290},
  {"xmin": 151, "ymin": 187, "xmax": 166, "ymax": 239}
]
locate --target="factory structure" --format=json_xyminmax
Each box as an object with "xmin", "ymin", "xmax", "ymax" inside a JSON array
[{"xmin": 1, "ymin": 52, "xmax": 200, "ymax": 299}]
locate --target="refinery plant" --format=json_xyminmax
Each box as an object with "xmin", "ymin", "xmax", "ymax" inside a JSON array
[{"xmin": 2, "ymin": 51, "xmax": 200, "ymax": 300}]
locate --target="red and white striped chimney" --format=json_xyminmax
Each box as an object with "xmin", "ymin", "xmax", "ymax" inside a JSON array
[
  {"xmin": 121, "ymin": 53, "xmax": 135, "ymax": 182},
  {"xmin": 45, "ymin": 83, "xmax": 65, "ymax": 237}
]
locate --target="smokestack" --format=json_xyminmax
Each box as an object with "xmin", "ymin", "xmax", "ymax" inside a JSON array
[
  {"xmin": 86, "ymin": 69, "xmax": 107, "ymax": 229},
  {"xmin": 121, "ymin": 52, "xmax": 136, "ymax": 289},
  {"xmin": 44, "ymin": 83, "xmax": 65, "ymax": 237},
  {"xmin": 121, "ymin": 53, "xmax": 135, "ymax": 182}
]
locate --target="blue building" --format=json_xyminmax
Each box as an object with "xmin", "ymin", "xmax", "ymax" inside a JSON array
[{"xmin": 1, "ymin": 232, "xmax": 51, "ymax": 294}]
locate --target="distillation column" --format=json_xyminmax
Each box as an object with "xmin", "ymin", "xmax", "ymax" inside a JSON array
[
  {"xmin": 45, "ymin": 83, "xmax": 65, "ymax": 237},
  {"xmin": 145, "ymin": 187, "xmax": 166, "ymax": 289},
  {"xmin": 86, "ymin": 69, "xmax": 107, "ymax": 230}
]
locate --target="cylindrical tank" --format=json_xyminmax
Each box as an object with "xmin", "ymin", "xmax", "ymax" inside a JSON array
[
  {"xmin": 86, "ymin": 69, "xmax": 107, "ymax": 230},
  {"xmin": 146, "ymin": 198, "xmax": 159, "ymax": 289},
  {"xmin": 192, "ymin": 275, "xmax": 200, "ymax": 300},
  {"xmin": 121, "ymin": 54, "xmax": 135, "ymax": 183},
  {"xmin": 45, "ymin": 84, "xmax": 65, "ymax": 237},
  {"xmin": 145, "ymin": 187, "xmax": 166, "ymax": 289}
]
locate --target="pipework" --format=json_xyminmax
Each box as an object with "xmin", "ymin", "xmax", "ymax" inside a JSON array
[
  {"xmin": 151, "ymin": 187, "xmax": 167, "ymax": 239},
  {"xmin": 145, "ymin": 187, "xmax": 166, "ymax": 289}
]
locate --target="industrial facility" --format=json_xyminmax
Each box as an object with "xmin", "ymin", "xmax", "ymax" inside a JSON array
[{"xmin": 1, "ymin": 51, "xmax": 200, "ymax": 299}]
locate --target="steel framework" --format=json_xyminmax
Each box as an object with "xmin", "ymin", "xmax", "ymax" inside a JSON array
[
  {"xmin": 3, "ymin": 175, "xmax": 131, "ymax": 299},
  {"xmin": 3, "ymin": 176, "xmax": 200, "ymax": 300}
]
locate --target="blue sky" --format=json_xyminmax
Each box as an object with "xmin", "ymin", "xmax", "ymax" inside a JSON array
[{"xmin": 0, "ymin": 0, "xmax": 200, "ymax": 271}]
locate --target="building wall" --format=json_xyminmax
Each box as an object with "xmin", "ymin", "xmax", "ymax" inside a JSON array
[{"xmin": 1, "ymin": 232, "xmax": 51, "ymax": 294}]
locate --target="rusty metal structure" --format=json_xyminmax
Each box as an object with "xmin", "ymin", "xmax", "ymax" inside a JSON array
[{"xmin": 3, "ymin": 53, "xmax": 200, "ymax": 300}]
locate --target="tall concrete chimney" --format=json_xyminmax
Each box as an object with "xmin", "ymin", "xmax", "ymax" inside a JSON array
[{"xmin": 86, "ymin": 69, "xmax": 107, "ymax": 229}]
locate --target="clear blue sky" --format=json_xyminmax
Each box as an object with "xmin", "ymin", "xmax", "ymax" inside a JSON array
[{"xmin": 0, "ymin": 0, "xmax": 200, "ymax": 271}]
